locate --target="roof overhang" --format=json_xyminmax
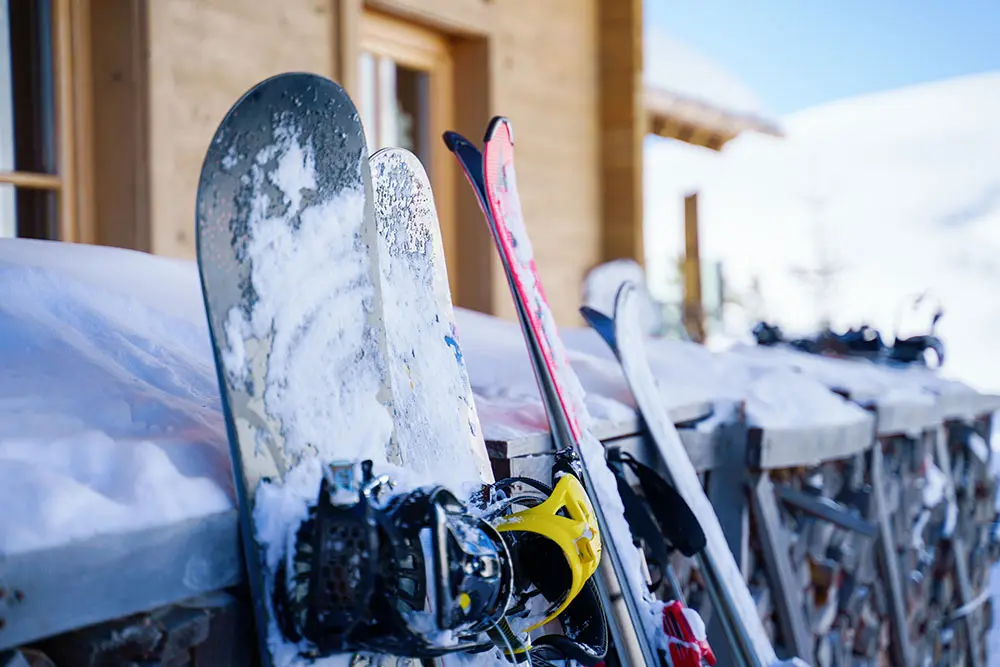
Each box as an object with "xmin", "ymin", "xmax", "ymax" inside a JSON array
[{"xmin": 645, "ymin": 85, "xmax": 784, "ymax": 152}]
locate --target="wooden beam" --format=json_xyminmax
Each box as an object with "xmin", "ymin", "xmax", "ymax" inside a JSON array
[
  {"xmin": 332, "ymin": 0, "xmax": 361, "ymax": 96},
  {"xmin": 53, "ymin": 0, "xmax": 77, "ymax": 242},
  {"xmin": 598, "ymin": 0, "xmax": 644, "ymax": 264},
  {"xmin": 683, "ymin": 192, "xmax": 705, "ymax": 343},
  {"xmin": 0, "ymin": 171, "xmax": 61, "ymax": 190},
  {"xmin": 71, "ymin": 0, "xmax": 96, "ymax": 245}
]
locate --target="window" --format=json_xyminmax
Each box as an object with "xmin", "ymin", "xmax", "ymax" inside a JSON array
[
  {"xmin": 0, "ymin": 0, "xmax": 88, "ymax": 241},
  {"xmin": 358, "ymin": 11, "xmax": 456, "ymax": 289}
]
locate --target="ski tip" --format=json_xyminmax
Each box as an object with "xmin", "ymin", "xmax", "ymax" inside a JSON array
[
  {"xmin": 483, "ymin": 116, "xmax": 513, "ymax": 146},
  {"xmin": 442, "ymin": 130, "xmax": 475, "ymax": 153}
]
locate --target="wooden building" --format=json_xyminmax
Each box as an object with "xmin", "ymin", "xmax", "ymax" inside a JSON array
[{"xmin": 0, "ymin": 0, "xmax": 776, "ymax": 324}]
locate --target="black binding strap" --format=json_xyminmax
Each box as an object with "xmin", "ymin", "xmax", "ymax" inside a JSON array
[
  {"xmin": 607, "ymin": 447, "xmax": 706, "ymax": 558},
  {"xmin": 530, "ymin": 577, "xmax": 608, "ymax": 666}
]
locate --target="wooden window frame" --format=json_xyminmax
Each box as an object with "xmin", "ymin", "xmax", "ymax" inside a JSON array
[
  {"xmin": 0, "ymin": 0, "xmax": 93, "ymax": 243},
  {"xmin": 359, "ymin": 10, "xmax": 457, "ymax": 293}
]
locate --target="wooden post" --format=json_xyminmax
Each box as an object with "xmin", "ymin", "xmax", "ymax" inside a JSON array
[{"xmin": 683, "ymin": 192, "xmax": 705, "ymax": 342}]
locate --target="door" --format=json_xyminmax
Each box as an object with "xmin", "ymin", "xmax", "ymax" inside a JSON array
[{"xmin": 358, "ymin": 10, "xmax": 457, "ymax": 294}]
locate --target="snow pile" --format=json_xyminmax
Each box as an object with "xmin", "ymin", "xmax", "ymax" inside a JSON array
[
  {"xmin": 0, "ymin": 239, "xmax": 232, "ymax": 556},
  {"xmin": 582, "ymin": 259, "xmax": 664, "ymax": 336},
  {"xmin": 0, "ymin": 236, "xmax": 989, "ymax": 562},
  {"xmin": 457, "ymin": 306, "xmax": 869, "ymax": 436},
  {"xmin": 644, "ymin": 71, "xmax": 1000, "ymax": 394}
]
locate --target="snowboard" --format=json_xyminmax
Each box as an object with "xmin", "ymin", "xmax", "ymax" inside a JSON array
[
  {"xmin": 368, "ymin": 146, "xmax": 493, "ymax": 489},
  {"xmin": 196, "ymin": 73, "xmax": 506, "ymax": 667},
  {"xmin": 444, "ymin": 119, "xmax": 671, "ymax": 666},
  {"xmin": 196, "ymin": 71, "xmax": 392, "ymax": 667},
  {"xmin": 581, "ymin": 283, "xmax": 779, "ymax": 667}
]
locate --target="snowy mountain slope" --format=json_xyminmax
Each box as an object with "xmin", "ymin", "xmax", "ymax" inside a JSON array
[{"xmin": 644, "ymin": 71, "xmax": 1000, "ymax": 393}]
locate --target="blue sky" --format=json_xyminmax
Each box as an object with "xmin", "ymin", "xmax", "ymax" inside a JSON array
[{"xmin": 647, "ymin": 1, "xmax": 1000, "ymax": 116}]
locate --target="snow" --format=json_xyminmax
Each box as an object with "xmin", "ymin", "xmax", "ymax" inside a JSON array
[
  {"xmin": 644, "ymin": 71, "xmax": 1000, "ymax": 395},
  {"xmin": 0, "ymin": 238, "xmax": 232, "ymax": 556},
  {"xmin": 0, "ymin": 236, "xmax": 988, "ymax": 555},
  {"xmin": 371, "ymin": 147, "xmax": 493, "ymax": 486},
  {"xmin": 582, "ymin": 259, "xmax": 664, "ymax": 336}
]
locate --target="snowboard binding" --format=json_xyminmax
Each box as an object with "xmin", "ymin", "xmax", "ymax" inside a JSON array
[
  {"xmin": 273, "ymin": 460, "xmax": 513, "ymax": 659},
  {"xmin": 272, "ymin": 459, "xmax": 610, "ymax": 664}
]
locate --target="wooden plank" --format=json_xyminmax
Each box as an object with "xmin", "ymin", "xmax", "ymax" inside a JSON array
[
  {"xmin": 868, "ymin": 438, "xmax": 913, "ymax": 667},
  {"xmin": 0, "ymin": 173, "xmax": 61, "ymax": 190},
  {"xmin": 70, "ymin": 0, "xmax": 97, "ymax": 246},
  {"xmin": 749, "ymin": 472, "xmax": 813, "ymax": 660},
  {"xmin": 598, "ymin": 0, "xmax": 643, "ymax": 264},
  {"xmin": 683, "ymin": 192, "xmax": 704, "ymax": 342},
  {"xmin": 485, "ymin": 399, "xmax": 713, "ymax": 459},
  {"xmin": 751, "ymin": 414, "xmax": 876, "ymax": 470}
]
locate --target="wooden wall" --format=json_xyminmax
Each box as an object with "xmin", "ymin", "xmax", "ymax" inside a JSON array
[{"xmin": 88, "ymin": 0, "xmax": 645, "ymax": 326}]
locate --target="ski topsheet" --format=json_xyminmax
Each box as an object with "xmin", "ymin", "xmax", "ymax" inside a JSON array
[
  {"xmin": 444, "ymin": 120, "xmax": 661, "ymax": 665},
  {"xmin": 582, "ymin": 284, "xmax": 779, "ymax": 667},
  {"xmin": 197, "ymin": 72, "xmax": 393, "ymax": 667}
]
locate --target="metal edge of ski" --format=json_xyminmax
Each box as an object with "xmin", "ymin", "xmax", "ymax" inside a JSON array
[
  {"xmin": 443, "ymin": 123, "xmax": 658, "ymax": 667},
  {"xmin": 581, "ymin": 282, "xmax": 806, "ymax": 667}
]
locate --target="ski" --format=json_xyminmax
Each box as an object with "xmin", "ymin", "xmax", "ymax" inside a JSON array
[
  {"xmin": 581, "ymin": 283, "xmax": 779, "ymax": 667},
  {"xmin": 444, "ymin": 119, "xmax": 713, "ymax": 666}
]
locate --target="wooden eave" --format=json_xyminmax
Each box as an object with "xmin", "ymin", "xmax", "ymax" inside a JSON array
[{"xmin": 645, "ymin": 85, "xmax": 783, "ymax": 152}]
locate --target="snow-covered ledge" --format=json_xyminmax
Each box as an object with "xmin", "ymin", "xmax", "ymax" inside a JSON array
[{"xmin": 2, "ymin": 238, "xmax": 998, "ymax": 660}]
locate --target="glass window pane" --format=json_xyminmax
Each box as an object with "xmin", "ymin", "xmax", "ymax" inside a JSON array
[
  {"xmin": 0, "ymin": 2, "xmax": 14, "ymax": 173},
  {"xmin": 360, "ymin": 50, "xmax": 432, "ymax": 176},
  {"xmin": 358, "ymin": 51, "xmax": 377, "ymax": 152},
  {"xmin": 394, "ymin": 64, "xmax": 429, "ymax": 174},
  {"xmin": 0, "ymin": 185, "xmax": 55, "ymax": 239},
  {"xmin": 9, "ymin": 0, "xmax": 56, "ymax": 175},
  {"xmin": 0, "ymin": 182, "xmax": 14, "ymax": 237},
  {"xmin": 14, "ymin": 186, "xmax": 56, "ymax": 239},
  {"xmin": 376, "ymin": 56, "xmax": 396, "ymax": 152}
]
